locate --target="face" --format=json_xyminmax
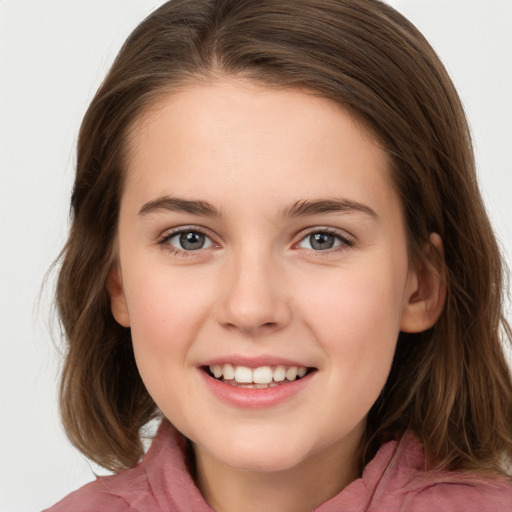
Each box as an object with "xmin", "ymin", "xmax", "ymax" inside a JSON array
[{"xmin": 110, "ymin": 79, "xmax": 422, "ymax": 476}]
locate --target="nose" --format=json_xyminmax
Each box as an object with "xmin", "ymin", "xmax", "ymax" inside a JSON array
[{"xmin": 216, "ymin": 247, "xmax": 292, "ymax": 335}]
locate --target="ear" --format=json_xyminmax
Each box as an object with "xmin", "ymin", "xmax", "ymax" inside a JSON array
[
  {"xmin": 106, "ymin": 264, "xmax": 131, "ymax": 327},
  {"xmin": 400, "ymin": 233, "xmax": 446, "ymax": 333}
]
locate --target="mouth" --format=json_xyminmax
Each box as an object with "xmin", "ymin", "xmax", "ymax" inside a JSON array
[{"xmin": 203, "ymin": 363, "xmax": 315, "ymax": 389}]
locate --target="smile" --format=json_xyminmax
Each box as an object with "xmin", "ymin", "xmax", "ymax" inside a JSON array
[{"xmin": 205, "ymin": 364, "xmax": 310, "ymax": 389}]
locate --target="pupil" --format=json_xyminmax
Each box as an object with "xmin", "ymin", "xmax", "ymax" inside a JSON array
[
  {"xmin": 180, "ymin": 232, "xmax": 205, "ymax": 250},
  {"xmin": 310, "ymin": 233, "xmax": 334, "ymax": 250}
]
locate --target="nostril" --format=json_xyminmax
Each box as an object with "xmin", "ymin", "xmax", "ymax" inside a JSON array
[{"xmin": 223, "ymin": 320, "xmax": 279, "ymax": 335}]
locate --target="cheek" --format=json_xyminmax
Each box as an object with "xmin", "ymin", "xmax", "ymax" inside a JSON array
[
  {"xmin": 123, "ymin": 270, "xmax": 214, "ymax": 414},
  {"xmin": 299, "ymin": 261, "xmax": 407, "ymax": 364},
  {"xmin": 123, "ymin": 269, "xmax": 212, "ymax": 365}
]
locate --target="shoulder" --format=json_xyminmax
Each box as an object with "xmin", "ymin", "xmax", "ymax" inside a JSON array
[
  {"xmin": 43, "ymin": 469, "xmax": 157, "ymax": 512},
  {"xmin": 43, "ymin": 420, "xmax": 210, "ymax": 512},
  {"xmin": 43, "ymin": 478, "xmax": 129, "ymax": 512},
  {"xmin": 370, "ymin": 432, "xmax": 512, "ymax": 512},
  {"xmin": 402, "ymin": 478, "xmax": 512, "ymax": 512}
]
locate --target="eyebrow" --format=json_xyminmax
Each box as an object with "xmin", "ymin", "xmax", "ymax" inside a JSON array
[
  {"xmin": 138, "ymin": 196, "xmax": 377, "ymax": 219},
  {"xmin": 282, "ymin": 199, "xmax": 378, "ymax": 219},
  {"xmin": 139, "ymin": 197, "xmax": 219, "ymax": 217}
]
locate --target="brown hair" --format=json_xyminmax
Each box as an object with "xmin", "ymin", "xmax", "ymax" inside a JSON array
[{"xmin": 56, "ymin": 0, "xmax": 512, "ymax": 475}]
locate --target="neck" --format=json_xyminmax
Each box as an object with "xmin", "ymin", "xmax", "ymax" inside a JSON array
[{"xmin": 193, "ymin": 430, "xmax": 363, "ymax": 512}]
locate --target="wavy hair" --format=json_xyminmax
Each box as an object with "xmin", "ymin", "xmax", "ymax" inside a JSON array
[{"xmin": 56, "ymin": 0, "xmax": 512, "ymax": 474}]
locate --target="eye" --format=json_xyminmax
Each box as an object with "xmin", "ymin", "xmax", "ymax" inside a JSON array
[
  {"xmin": 164, "ymin": 230, "xmax": 214, "ymax": 251},
  {"xmin": 297, "ymin": 230, "xmax": 353, "ymax": 251}
]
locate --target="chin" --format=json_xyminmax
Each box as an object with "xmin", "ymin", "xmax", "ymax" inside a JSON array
[{"xmin": 203, "ymin": 436, "xmax": 313, "ymax": 473}]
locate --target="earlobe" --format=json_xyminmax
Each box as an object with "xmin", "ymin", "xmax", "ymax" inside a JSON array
[
  {"xmin": 106, "ymin": 265, "xmax": 131, "ymax": 327},
  {"xmin": 400, "ymin": 233, "xmax": 446, "ymax": 333}
]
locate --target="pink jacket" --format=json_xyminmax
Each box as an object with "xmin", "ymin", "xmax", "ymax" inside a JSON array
[{"xmin": 46, "ymin": 421, "xmax": 512, "ymax": 511}]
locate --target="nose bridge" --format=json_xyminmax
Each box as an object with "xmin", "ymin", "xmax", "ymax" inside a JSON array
[{"xmin": 217, "ymin": 242, "xmax": 291, "ymax": 334}]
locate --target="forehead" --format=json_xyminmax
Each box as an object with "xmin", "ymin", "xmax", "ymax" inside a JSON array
[{"xmin": 122, "ymin": 79, "xmax": 397, "ymax": 216}]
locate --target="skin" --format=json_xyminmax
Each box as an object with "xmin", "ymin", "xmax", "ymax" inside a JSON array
[{"xmin": 108, "ymin": 79, "xmax": 444, "ymax": 512}]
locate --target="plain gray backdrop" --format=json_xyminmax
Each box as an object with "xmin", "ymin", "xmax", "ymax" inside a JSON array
[{"xmin": 1, "ymin": 1, "xmax": 511, "ymax": 511}]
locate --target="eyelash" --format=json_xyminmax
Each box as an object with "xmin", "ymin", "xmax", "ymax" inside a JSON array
[
  {"xmin": 295, "ymin": 227, "xmax": 355, "ymax": 254},
  {"xmin": 157, "ymin": 227, "xmax": 217, "ymax": 258},
  {"xmin": 157, "ymin": 226, "xmax": 355, "ymax": 257}
]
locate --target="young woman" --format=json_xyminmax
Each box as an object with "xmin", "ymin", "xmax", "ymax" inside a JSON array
[{"xmin": 47, "ymin": 1, "xmax": 512, "ymax": 510}]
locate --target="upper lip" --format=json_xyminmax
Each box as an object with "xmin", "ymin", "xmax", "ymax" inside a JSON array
[{"xmin": 200, "ymin": 355, "xmax": 313, "ymax": 369}]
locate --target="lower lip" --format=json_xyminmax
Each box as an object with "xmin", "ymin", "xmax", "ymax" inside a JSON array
[{"xmin": 200, "ymin": 369, "xmax": 314, "ymax": 409}]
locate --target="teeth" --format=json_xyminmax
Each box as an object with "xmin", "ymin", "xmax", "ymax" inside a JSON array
[
  {"xmin": 273, "ymin": 365, "xmax": 286, "ymax": 382},
  {"xmin": 222, "ymin": 363, "xmax": 235, "ymax": 380},
  {"xmin": 208, "ymin": 363, "xmax": 309, "ymax": 384},
  {"xmin": 285, "ymin": 367, "xmax": 298, "ymax": 381},
  {"xmin": 253, "ymin": 366, "xmax": 273, "ymax": 384},
  {"xmin": 212, "ymin": 364, "xmax": 223, "ymax": 379},
  {"xmin": 234, "ymin": 366, "xmax": 253, "ymax": 383}
]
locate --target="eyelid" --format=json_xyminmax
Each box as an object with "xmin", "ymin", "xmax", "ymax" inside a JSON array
[
  {"xmin": 294, "ymin": 226, "xmax": 355, "ymax": 251},
  {"xmin": 157, "ymin": 225, "xmax": 220, "ymax": 254},
  {"xmin": 155, "ymin": 224, "xmax": 355, "ymax": 255}
]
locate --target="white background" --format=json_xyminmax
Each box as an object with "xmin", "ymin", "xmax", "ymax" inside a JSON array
[{"xmin": 1, "ymin": 1, "xmax": 511, "ymax": 511}]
